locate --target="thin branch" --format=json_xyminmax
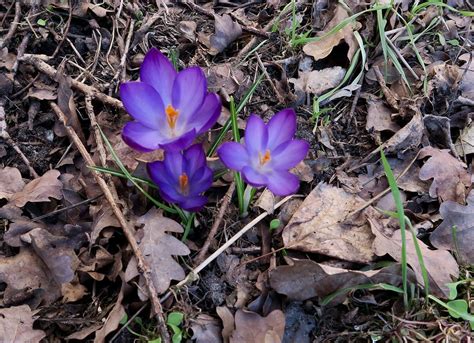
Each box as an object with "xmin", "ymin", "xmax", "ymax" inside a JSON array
[
  {"xmin": 0, "ymin": 1, "xmax": 21, "ymax": 49},
  {"xmin": 49, "ymin": 102, "xmax": 170, "ymax": 343}
]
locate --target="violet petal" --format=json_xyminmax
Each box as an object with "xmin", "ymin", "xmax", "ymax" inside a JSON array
[
  {"xmin": 159, "ymin": 129, "xmax": 197, "ymax": 152},
  {"xmin": 244, "ymin": 115, "xmax": 268, "ymax": 157},
  {"xmin": 267, "ymin": 171, "xmax": 299, "ymax": 196},
  {"xmin": 217, "ymin": 142, "xmax": 249, "ymax": 171},
  {"xmin": 172, "ymin": 67, "xmax": 206, "ymax": 120},
  {"xmin": 271, "ymin": 140, "xmax": 309, "ymax": 170},
  {"xmin": 120, "ymin": 82, "xmax": 164, "ymax": 129},
  {"xmin": 242, "ymin": 166, "xmax": 268, "ymax": 187},
  {"xmin": 267, "ymin": 108, "xmax": 297, "ymax": 149},
  {"xmin": 122, "ymin": 122, "xmax": 164, "ymax": 152}
]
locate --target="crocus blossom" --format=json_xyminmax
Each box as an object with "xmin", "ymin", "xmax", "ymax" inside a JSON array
[
  {"xmin": 217, "ymin": 109, "xmax": 309, "ymax": 196},
  {"xmin": 121, "ymin": 48, "xmax": 221, "ymax": 152},
  {"xmin": 147, "ymin": 144, "xmax": 213, "ymax": 211}
]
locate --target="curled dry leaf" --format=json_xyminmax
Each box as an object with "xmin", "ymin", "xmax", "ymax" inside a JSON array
[
  {"xmin": 282, "ymin": 183, "xmax": 376, "ymax": 263},
  {"xmin": 303, "ymin": 5, "xmax": 360, "ymax": 62},
  {"xmin": 430, "ymin": 190, "xmax": 474, "ymax": 264},
  {"xmin": 0, "ymin": 167, "xmax": 25, "ymax": 200},
  {"xmin": 0, "ymin": 305, "xmax": 46, "ymax": 342},
  {"xmin": 418, "ymin": 146, "xmax": 471, "ymax": 203},
  {"xmin": 290, "ymin": 66, "xmax": 345, "ymax": 96},
  {"xmin": 0, "ymin": 248, "xmax": 61, "ymax": 307},
  {"xmin": 229, "ymin": 309, "xmax": 285, "ymax": 343},
  {"xmin": 125, "ymin": 208, "xmax": 190, "ymax": 296},
  {"xmin": 368, "ymin": 217, "xmax": 459, "ymax": 298},
  {"xmin": 9, "ymin": 169, "xmax": 63, "ymax": 207},
  {"xmin": 217, "ymin": 306, "xmax": 235, "ymax": 343},
  {"xmin": 270, "ymin": 259, "xmax": 408, "ymax": 304},
  {"xmin": 210, "ymin": 14, "xmax": 242, "ymax": 55},
  {"xmin": 455, "ymin": 121, "xmax": 474, "ymax": 156},
  {"xmin": 383, "ymin": 113, "xmax": 424, "ymax": 154}
]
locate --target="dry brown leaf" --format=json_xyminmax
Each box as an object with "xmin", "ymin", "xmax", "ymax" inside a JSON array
[
  {"xmin": 205, "ymin": 63, "xmax": 246, "ymax": 95},
  {"xmin": 61, "ymin": 281, "xmax": 87, "ymax": 302},
  {"xmin": 430, "ymin": 190, "xmax": 474, "ymax": 264},
  {"xmin": 124, "ymin": 208, "xmax": 190, "ymax": 296},
  {"xmin": 4, "ymin": 219, "xmax": 45, "ymax": 247},
  {"xmin": 229, "ymin": 310, "xmax": 285, "ymax": 343},
  {"xmin": 210, "ymin": 14, "xmax": 242, "ymax": 55},
  {"xmin": 384, "ymin": 113, "xmax": 424, "ymax": 154},
  {"xmin": 303, "ymin": 5, "xmax": 359, "ymax": 62},
  {"xmin": 289, "ymin": 67, "xmax": 345, "ymax": 96},
  {"xmin": 455, "ymin": 121, "xmax": 474, "ymax": 156},
  {"xmin": 270, "ymin": 259, "xmax": 408, "ymax": 304},
  {"xmin": 9, "ymin": 169, "xmax": 63, "ymax": 207},
  {"xmin": 366, "ymin": 99, "xmax": 400, "ymax": 133},
  {"xmin": 21, "ymin": 228, "xmax": 81, "ymax": 284},
  {"xmin": 369, "ymin": 217, "xmax": 459, "ymax": 298},
  {"xmin": 0, "ymin": 248, "xmax": 61, "ymax": 306},
  {"xmin": 418, "ymin": 147, "xmax": 471, "ymax": 203},
  {"xmin": 191, "ymin": 314, "xmax": 223, "ymax": 343},
  {"xmin": 27, "ymin": 87, "xmax": 57, "ymax": 100},
  {"xmin": 217, "ymin": 306, "xmax": 235, "ymax": 343},
  {"xmin": 94, "ymin": 282, "xmax": 126, "ymax": 343},
  {"xmin": 65, "ymin": 324, "xmax": 103, "ymax": 340},
  {"xmin": 282, "ymin": 183, "xmax": 376, "ymax": 263},
  {"xmin": 0, "ymin": 305, "xmax": 46, "ymax": 342},
  {"xmin": 0, "ymin": 167, "xmax": 25, "ymax": 201}
]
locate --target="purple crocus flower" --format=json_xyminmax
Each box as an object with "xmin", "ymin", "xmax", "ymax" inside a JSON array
[
  {"xmin": 120, "ymin": 48, "xmax": 221, "ymax": 152},
  {"xmin": 147, "ymin": 144, "xmax": 213, "ymax": 212},
  {"xmin": 217, "ymin": 109, "xmax": 309, "ymax": 196}
]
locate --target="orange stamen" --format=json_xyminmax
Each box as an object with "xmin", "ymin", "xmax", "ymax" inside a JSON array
[
  {"xmin": 259, "ymin": 149, "xmax": 271, "ymax": 166},
  {"xmin": 166, "ymin": 105, "xmax": 179, "ymax": 129},
  {"xmin": 179, "ymin": 173, "xmax": 189, "ymax": 194}
]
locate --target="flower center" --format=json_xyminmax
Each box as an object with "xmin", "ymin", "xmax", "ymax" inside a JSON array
[
  {"xmin": 179, "ymin": 172, "xmax": 189, "ymax": 195},
  {"xmin": 166, "ymin": 104, "xmax": 179, "ymax": 130},
  {"xmin": 259, "ymin": 149, "xmax": 271, "ymax": 166}
]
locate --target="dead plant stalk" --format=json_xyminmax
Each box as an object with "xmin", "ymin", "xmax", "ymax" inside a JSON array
[{"xmin": 49, "ymin": 102, "xmax": 170, "ymax": 343}]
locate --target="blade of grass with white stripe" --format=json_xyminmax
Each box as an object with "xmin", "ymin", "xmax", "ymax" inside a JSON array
[
  {"xmin": 380, "ymin": 150, "xmax": 409, "ymax": 308},
  {"xmin": 229, "ymin": 96, "xmax": 245, "ymax": 215}
]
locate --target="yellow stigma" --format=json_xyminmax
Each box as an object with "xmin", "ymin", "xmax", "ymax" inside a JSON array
[
  {"xmin": 179, "ymin": 173, "xmax": 189, "ymax": 194},
  {"xmin": 166, "ymin": 104, "xmax": 179, "ymax": 129},
  {"xmin": 259, "ymin": 149, "xmax": 271, "ymax": 166}
]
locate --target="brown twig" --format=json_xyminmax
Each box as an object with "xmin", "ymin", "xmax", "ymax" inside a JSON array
[
  {"xmin": 194, "ymin": 182, "xmax": 235, "ymax": 265},
  {"xmin": 0, "ymin": 1, "xmax": 21, "ymax": 49},
  {"xmin": 20, "ymin": 55, "xmax": 124, "ymax": 109},
  {"xmin": 255, "ymin": 52, "xmax": 285, "ymax": 103},
  {"xmin": 12, "ymin": 32, "xmax": 30, "ymax": 75},
  {"xmin": 0, "ymin": 100, "xmax": 39, "ymax": 178},
  {"xmin": 109, "ymin": 19, "xmax": 135, "ymax": 95},
  {"xmin": 50, "ymin": 4, "xmax": 73, "ymax": 59},
  {"xmin": 49, "ymin": 102, "xmax": 170, "ymax": 343}
]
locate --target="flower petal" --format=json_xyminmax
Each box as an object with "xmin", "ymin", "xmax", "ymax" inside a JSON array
[
  {"xmin": 267, "ymin": 108, "xmax": 296, "ymax": 149},
  {"xmin": 187, "ymin": 93, "xmax": 221, "ymax": 134},
  {"xmin": 120, "ymin": 82, "xmax": 164, "ymax": 129},
  {"xmin": 242, "ymin": 166, "xmax": 268, "ymax": 187},
  {"xmin": 159, "ymin": 183, "xmax": 186, "ymax": 203},
  {"xmin": 179, "ymin": 195, "xmax": 208, "ymax": 212},
  {"xmin": 159, "ymin": 129, "xmax": 197, "ymax": 152},
  {"xmin": 184, "ymin": 144, "xmax": 206, "ymax": 174},
  {"xmin": 189, "ymin": 166, "xmax": 213, "ymax": 194},
  {"xmin": 147, "ymin": 161, "xmax": 170, "ymax": 186},
  {"xmin": 271, "ymin": 140, "xmax": 309, "ymax": 170},
  {"xmin": 140, "ymin": 48, "xmax": 177, "ymax": 105},
  {"xmin": 267, "ymin": 171, "xmax": 299, "ymax": 196},
  {"xmin": 217, "ymin": 142, "xmax": 249, "ymax": 171},
  {"xmin": 163, "ymin": 150, "xmax": 184, "ymax": 179},
  {"xmin": 243, "ymin": 115, "xmax": 268, "ymax": 157},
  {"xmin": 122, "ymin": 122, "xmax": 164, "ymax": 152},
  {"xmin": 172, "ymin": 67, "xmax": 206, "ymax": 120}
]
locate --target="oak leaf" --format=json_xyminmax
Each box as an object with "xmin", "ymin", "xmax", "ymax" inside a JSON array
[{"xmin": 0, "ymin": 305, "xmax": 46, "ymax": 342}]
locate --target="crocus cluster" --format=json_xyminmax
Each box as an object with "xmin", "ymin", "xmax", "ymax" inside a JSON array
[{"xmin": 120, "ymin": 48, "xmax": 308, "ymax": 211}]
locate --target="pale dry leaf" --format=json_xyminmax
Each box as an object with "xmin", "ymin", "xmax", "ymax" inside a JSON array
[
  {"xmin": 205, "ymin": 63, "xmax": 246, "ymax": 95},
  {"xmin": 0, "ymin": 248, "xmax": 61, "ymax": 306},
  {"xmin": 217, "ymin": 306, "xmax": 235, "ymax": 343},
  {"xmin": 418, "ymin": 146, "xmax": 471, "ymax": 203},
  {"xmin": 430, "ymin": 190, "xmax": 474, "ymax": 264},
  {"xmin": 61, "ymin": 281, "xmax": 87, "ymax": 302},
  {"xmin": 0, "ymin": 167, "xmax": 25, "ymax": 200},
  {"xmin": 179, "ymin": 20, "xmax": 197, "ymax": 42},
  {"xmin": 0, "ymin": 305, "xmax": 46, "ymax": 342},
  {"xmin": 282, "ymin": 183, "xmax": 376, "ymax": 263},
  {"xmin": 255, "ymin": 188, "xmax": 276, "ymax": 214},
  {"xmin": 4, "ymin": 219, "xmax": 45, "ymax": 247},
  {"xmin": 289, "ymin": 67, "xmax": 345, "ymax": 96},
  {"xmin": 27, "ymin": 87, "xmax": 57, "ymax": 100},
  {"xmin": 210, "ymin": 14, "xmax": 242, "ymax": 55},
  {"xmin": 191, "ymin": 314, "xmax": 223, "ymax": 343},
  {"xmin": 291, "ymin": 160, "xmax": 314, "ymax": 183},
  {"xmin": 366, "ymin": 99, "xmax": 400, "ymax": 133},
  {"xmin": 369, "ymin": 217, "xmax": 459, "ymax": 298},
  {"xmin": 303, "ymin": 5, "xmax": 359, "ymax": 62},
  {"xmin": 124, "ymin": 208, "xmax": 190, "ymax": 295},
  {"xmin": 9, "ymin": 169, "xmax": 63, "ymax": 207},
  {"xmin": 455, "ymin": 121, "xmax": 474, "ymax": 156},
  {"xmin": 270, "ymin": 259, "xmax": 408, "ymax": 304},
  {"xmin": 229, "ymin": 310, "xmax": 285, "ymax": 343}
]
